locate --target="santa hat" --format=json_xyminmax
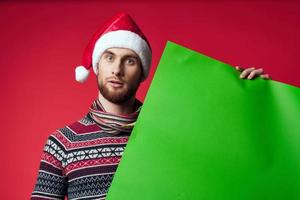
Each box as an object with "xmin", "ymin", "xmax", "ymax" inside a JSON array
[{"xmin": 75, "ymin": 12, "xmax": 152, "ymax": 83}]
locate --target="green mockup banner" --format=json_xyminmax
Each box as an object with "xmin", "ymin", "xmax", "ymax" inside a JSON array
[{"xmin": 107, "ymin": 41, "xmax": 300, "ymax": 200}]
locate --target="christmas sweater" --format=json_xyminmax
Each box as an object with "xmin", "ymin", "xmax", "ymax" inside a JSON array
[{"xmin": 31, "ymin": 99, "xmax": 142, "ymax": 200}]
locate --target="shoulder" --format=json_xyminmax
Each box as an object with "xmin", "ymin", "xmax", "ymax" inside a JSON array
[
  {"xmin": 59, "ymin": 114, "xmax": 101, "ymax": 135},
  {"xmin": 48, "ymin": 114, "xmax": 108, "ymax": 148}
]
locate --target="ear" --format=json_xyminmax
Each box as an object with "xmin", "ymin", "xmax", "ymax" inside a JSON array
[
  {"xmin": 96, "ymin": 62, "xmax": 100, "ymax": 75},
  {"xmin": 139, "ymin": 63, "xmax": 145, "ymax": 82},
  {"xmin": 138, "ymin": 72, "xmax": 145, "ymax": 84}
]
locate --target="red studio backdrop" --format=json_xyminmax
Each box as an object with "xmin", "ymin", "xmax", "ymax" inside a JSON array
[{"xmin": 0, "ymin": 1, "xmax": 299, "ymax": 199}]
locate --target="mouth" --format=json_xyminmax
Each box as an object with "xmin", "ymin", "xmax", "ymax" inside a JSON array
[{"xmin": 107, "ymin": 79, "xmax": 124, "ymax": 88}]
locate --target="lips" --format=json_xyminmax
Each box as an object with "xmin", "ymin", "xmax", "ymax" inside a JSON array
[{"xmin": 107, "ymin": 79, "xmax": 124, "ymax": 88}]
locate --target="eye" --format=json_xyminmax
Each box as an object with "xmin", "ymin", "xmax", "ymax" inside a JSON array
[
  {"xmin": 125, "ymin": 58, "xmax": 137, "ymax": 65},
  {"xmin": 105, "ymin": 54, "xmax": 114, "ymax": 62}
]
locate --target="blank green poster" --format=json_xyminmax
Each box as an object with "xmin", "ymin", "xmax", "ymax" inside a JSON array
[{"xmin": 106, "ymin": 41, "xmax": 300, "ymax": 200}]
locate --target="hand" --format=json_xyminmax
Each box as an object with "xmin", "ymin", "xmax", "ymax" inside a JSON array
[{"xmin": 235, "ymin": 66, "xmax": 271, "ymax": 80}]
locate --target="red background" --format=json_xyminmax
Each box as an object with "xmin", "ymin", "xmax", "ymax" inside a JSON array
[{"xmin": 1, "ymin": 1, "xmax": 299, "ymax": 199}]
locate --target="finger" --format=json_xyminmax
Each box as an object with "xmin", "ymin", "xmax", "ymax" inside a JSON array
[
  {"xmin": 247, "ymin": 68, "xmax": 264, "ymax": 79},
  {"xmin": 235, "ymin": 66, "xmax": 244, "ymax": 72},
  {"xmin": 260, "ymin": 74, "xmax": 271, "ymax": 80},
  {"xmin": 240, "ymin": 67, "xmax": 255, "ymax": 78}
]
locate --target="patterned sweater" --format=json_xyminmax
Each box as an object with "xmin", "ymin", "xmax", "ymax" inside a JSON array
[{"xmin": 31, "ymin": 99, "xmax": 142, "ymax": 200}]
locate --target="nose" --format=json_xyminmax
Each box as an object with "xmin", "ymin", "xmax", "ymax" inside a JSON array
[{"xmin": 112, "ymin": 59, "xmax": 123, "ymax": 76}]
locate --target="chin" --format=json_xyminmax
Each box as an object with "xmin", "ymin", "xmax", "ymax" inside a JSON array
[{"xmin": 107, "ymin": 85, "xmax": 126, "ymax": 92}]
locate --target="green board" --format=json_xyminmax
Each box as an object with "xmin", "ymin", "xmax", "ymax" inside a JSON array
[{"xmin": 107, "ymin": 41, "xmax": 300, "ymax": 200}]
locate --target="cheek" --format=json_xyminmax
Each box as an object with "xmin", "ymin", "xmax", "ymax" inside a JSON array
[
  {"xmin": 126, "ymin": 69, "xmax": 141, "ymax": 86},
  {"xmin": 97, "ymin": 69, "xmax": 106, "ymax": 84},
  {"xmin": 97, "ymin": 64, "xmax": 110, "ymax": 79},
  {"xmin": 127, "ymin": 66, "xmax": 141, "ymax": 78}
]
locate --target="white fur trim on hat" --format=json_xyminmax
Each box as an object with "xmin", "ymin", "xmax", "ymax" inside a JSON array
[
  {"xmin": 92, "ymin": 30, "xmax": 151, "ymax": 79},
  {"xmin": 75, "ymin": 65, "xmax": 90, "ymax": 83}
]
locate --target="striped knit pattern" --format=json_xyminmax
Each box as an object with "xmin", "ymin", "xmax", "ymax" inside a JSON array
[
  {"xmin": 31, "ymin": 99, "xmax": 142, "ymax": 200},
  {"xmin": 89, "ymin": 99, "xmax": 141, "ymax": 135}
]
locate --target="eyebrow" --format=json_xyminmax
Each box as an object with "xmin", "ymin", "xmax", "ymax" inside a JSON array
[
  {"xmin": 102, "ymin": 50, "xmax": 115, "ymax": 56},
  {"xmin": 103, "ymin": 50, "xmax": 139, "ymax": 60}
]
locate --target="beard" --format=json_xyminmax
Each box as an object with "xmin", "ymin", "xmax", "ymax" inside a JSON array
[{"xmin": 98, "ymin": 78, "xmax": 140, "ymax": 104}]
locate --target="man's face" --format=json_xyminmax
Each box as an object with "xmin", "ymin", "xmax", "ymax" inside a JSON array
[{"xmin": 97, "ymin": 47, "xmax": 142, "ymax": 104}]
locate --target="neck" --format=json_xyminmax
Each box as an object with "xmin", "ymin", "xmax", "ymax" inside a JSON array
[{"xmin": 98, "ymin": 92, "xmax": 136, "ymax": 115}]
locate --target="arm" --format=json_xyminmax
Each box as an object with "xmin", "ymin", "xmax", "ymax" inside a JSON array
[{"xmin": 31, "ymin": 133, "xmax": 68, "ymax": 200}]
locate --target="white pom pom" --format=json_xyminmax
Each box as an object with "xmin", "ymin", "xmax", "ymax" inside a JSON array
[{"xmin": 75, "ymin": 66, "xmax": 90, "ymax": 83}]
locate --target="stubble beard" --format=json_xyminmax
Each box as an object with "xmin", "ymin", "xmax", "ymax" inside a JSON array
[{"xmin": 98, "ymin": 78, "xmax": 140, "ymax": 104}]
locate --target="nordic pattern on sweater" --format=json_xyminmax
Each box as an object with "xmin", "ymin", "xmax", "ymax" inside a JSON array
[{"xmin": 31, "ymin": 99, "xmax": 142, "ymax": 200}]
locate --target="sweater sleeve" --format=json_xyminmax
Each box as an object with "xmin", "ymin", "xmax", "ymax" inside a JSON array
[{"xmin": 31, "ymin": 133, "xmax": 68, "ymax": 200}]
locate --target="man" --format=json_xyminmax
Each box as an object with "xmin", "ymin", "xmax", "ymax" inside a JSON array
[{"xmin": 31, "ymin": 13, "xmax": 270, "ymax": 200}]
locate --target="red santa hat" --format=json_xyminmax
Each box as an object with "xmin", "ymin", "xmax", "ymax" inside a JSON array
[{"xmin": 75, "ymin": 12, "xmax": 152, "ymax": 83}]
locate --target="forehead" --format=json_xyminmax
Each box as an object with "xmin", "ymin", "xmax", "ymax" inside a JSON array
[{"xmin": 103, "ymin": 47, "xmax": 138, "ymax": 58}]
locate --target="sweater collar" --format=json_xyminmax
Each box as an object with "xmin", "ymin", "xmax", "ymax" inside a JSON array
[{"xmin": 88, "ymin": 98, "xmax": 142, "ymax": 135}]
